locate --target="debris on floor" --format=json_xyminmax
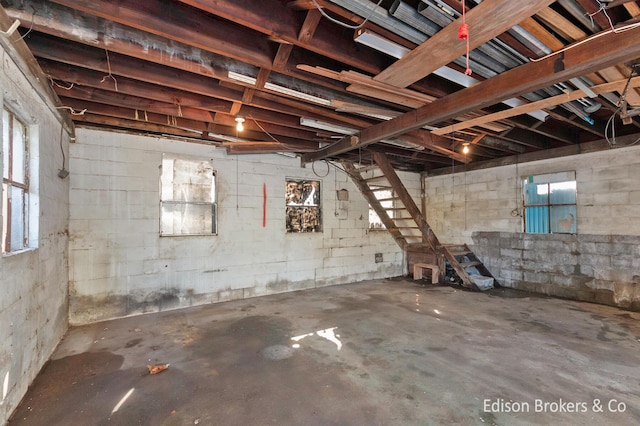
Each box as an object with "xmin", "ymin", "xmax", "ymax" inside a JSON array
[
  {"xmin": 471, "ymin": 275, "xmax": 494, "ymax": 291},
  {"xmin": 147, "ymin": 363, "xmax": 170, "ymax": 375}
]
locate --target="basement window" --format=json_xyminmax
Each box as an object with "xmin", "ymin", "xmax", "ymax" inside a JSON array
[
  {"xmin": 160, "ymin": 154, "xmax": 217, "ymax": 236},
  {"xmin": 286, "ymin": 179, "xmax": 321, "ymax": 233},
  {"xmin": 523, "ymin": 171, "xmax": 576, "ymax": 234},
  {"xmin": 2, "ymin": 108, "xmax": 32, "ymax": 253},
  {"xmin": 369, "ymin": 187, "xmax": 394, "ymax": 230}
]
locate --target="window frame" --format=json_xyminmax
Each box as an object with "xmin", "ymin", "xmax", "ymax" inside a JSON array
[
  {"xmin": 2, "ymin": 107, "xmax": 30, "ymax": 253},
  {"xmin": 159, "ymin": 154, "xmax": 217, "ymax": 237},
  {"xmin": 523, "ymin": 171, "xmax": 577, "ymax": 234},
  {"xmin": 285, "ymin": 178, "xmax": 322, "ymax": 233}
]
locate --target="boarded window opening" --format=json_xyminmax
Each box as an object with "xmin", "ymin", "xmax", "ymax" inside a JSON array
[{"xmin": 286, "ymin": 179, "xmax": 321, "ymax": 233}]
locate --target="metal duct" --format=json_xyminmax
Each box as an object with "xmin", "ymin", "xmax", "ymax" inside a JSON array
[
  {"xmin": 557, "ymin": 0, "xmax": 601, "ymax": 31},
  {"xmin": 417, "ymin": 2, "xmax": 453, "ymax": 27},
  {"xmin": 392, "ymin": 1, "xmax": 510, "ymax": 77},
  {"xmin": 329, "ymin": 0, "xmax": 427, "ymax": 45},
  {"xmin": 509, "ymin": 25, "xmax": 553, "ymax": 58},
  {"xmin": 334, "ymin": 0, "xmax": 549, "ymax": 121},
  {"xmin": 419, "ymin": 0, "xmax": 522, "ymax": 71},
  {"xmin": 390, "ymin": 1, "xmax": 439, "ymax": 37}
]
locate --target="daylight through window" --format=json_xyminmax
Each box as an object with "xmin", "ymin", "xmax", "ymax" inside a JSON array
[
  {"xmin": 2, "ymin": 108, "xmax": 29, "ymax": 253},
  {"xmin": 369, "ymin": 187, "xmax": 394, "ymax": 230},
  {"xmin": 524, "ymin": 172, "xmax": 577, "ymax": 234},
  {"xmin": 160, "ymin": 154, "xmax": 217, "ymax": 236}
]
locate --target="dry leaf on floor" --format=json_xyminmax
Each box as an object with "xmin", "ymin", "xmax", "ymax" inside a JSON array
[{"xmin": 147, "ymin": 363, "xmax": 170, "ymax": 375}]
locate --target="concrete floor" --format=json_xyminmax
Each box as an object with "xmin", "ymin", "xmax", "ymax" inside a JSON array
[{"xmin": 9, "ymin": 278, "xmax": 640, "ymax": 426}]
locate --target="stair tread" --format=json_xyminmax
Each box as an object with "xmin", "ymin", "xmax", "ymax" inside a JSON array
[
  {"xmin": 450, "ymin": 250, "xmax": 472, "ymax": 256},
  {"xmin": 354, "ymin": 164, "xmax": 379, "ymax": 173},
  {"xmin": 363, "ymin": 176, "xmax": 388, "ymax": 182}
]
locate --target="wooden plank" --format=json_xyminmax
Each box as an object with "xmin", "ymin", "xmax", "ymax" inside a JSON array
[
  {"xmin": 298, "ymin": 9, "xmax": 322, "ymax": 43},
  {"xmin": 374, "ymin": 0, "xmax": 555, "ymax": 88},
  {"xmin": 176, "ymin": 0, "xmax": 386, "ymax": 75},
  {"xmin": 431, "ymin": 77, "xmax": 640, "ymax": 135},
  {"xmin": 302, "ymin": 25, "xmax": 640, "ymax": 162},
  {"xmin": 346, "ymin": 85, "xmax": 426, "ymax": 109},
  {"xmin": 298, "ymin": 65, "xmax": 435, "ymax": 107},
  {"xmin": 426, "ymin": 132, "xmax": 640, "ymax": 177},
  {"xmin": 0, "ymin": 5, "xmax": 75, "ymax": 135},
  {"xmin": 575, "ymin": 0, "xmax": 616, "ymax": 29},
  {"xmin": 50, "ymin": 0, "xmax": 274, "ymax": 68},
  {"xmin": 519, "ymin": 17, "xmax": 564, "ymax": 51},
  {"xmin": 272, "ymin": 43, "xmax": 293, "ymax": 70},
  {"xmin": 535, "ymin": 7, "xmax": 588, "ymax": 41},
  {"xmin": 624, "ymin": 2, "xmax": 640, "ymax": 16},
  {"xmin": 597, "ymin": 67, "xmax": 640, "ymax": 106}
]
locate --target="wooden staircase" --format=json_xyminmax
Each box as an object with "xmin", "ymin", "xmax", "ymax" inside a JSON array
[{"xmin": 342, "ymin": 152, "xmax": 495, "ymax": 290}]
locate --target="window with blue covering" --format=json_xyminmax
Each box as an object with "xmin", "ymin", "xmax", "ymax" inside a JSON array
[{"xmin": 524, "ymin": 172, "xmax": 577, "ymax": 234}]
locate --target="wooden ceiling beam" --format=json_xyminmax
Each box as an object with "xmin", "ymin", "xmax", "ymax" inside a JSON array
[
  {"xmin": 302, "ymin": 25, "xmax": 640, "ymax": 162},
  {"xmin": 48, "ymin": 70, "xmax": 325, "ymax": 141},
  {"xmin": 298, "ymin": 9, "xmax": 322, "ymax": 43},
  {"xmin": 431, "ymin": 77, "xmax": 640, "ymax": 135},
  {"xmin": 56, "ymin": 86, "xmax": 216, "ymax": 122},
  {"xmin": 73, "ymin": 113, "xmax": 217, "ymax": 142},
  {"xmin": 49, "ymin": 0, "xmax": 275, "ymax": 68},
  {"xmin": 4, "ymin": 2, "xmax": 363, "ymax": 98},
  {"xmin": 176, "ymin": 0, "xmax": 387, "ymax": 75},
  {"xmin": 574, "ymin": 0, "xmax": 617, "ymax": 29},
  {"xmin": 26, "ymin": 33, "xmax": 242, "ymax": 101},
  {"xmin": 32, "ymin": 38, "xmax": 364, "ymax": 133},
  {"xmin": 374, "ymin": 0, "xmax": 555, "ymax": 88}
]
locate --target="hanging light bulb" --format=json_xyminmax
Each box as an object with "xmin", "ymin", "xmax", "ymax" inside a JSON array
[
  {"xmin": 235, "ymin": 117, "xmax": 245, "ymax": 132},
  {"xmin": 462, "ymin": 143, "xmax": 470, "ymax": 154}
]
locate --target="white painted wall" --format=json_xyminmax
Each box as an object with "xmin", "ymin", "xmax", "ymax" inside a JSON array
[
  {"xmin": 0, "ymin": 47, "xmax": 70, "ymax": 424},
  {"xmin": 424, "ymin": 145, "xmax": 640, "ymax": 243},
  {"xmin": 69, "ymin": 129, "xmax": 414, "ymax": 324}
]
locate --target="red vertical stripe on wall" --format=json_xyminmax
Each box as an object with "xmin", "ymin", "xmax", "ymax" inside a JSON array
[{"xmin": 263, "ymin": 183, "xmax": 267, "ymax": 227}]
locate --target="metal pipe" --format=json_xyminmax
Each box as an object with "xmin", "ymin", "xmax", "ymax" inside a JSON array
[
  {"xmin": 390, "ymin": 1, "xmax": 439, "ymax": 37},
  {"xmin": 557, "ymin": 0, "xmax": 602, "ymax": 31},
  {"xmin": 329, "ymin": 0, "xmax": 427, "ymax": 44},
  {"xmin": 509, "ymin": 25, "xmax": 553, "ymax": 58}
]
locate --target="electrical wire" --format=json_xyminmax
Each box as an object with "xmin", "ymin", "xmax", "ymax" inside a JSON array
[
  {"xmin": 589, "ymin": 1, "xmax": 616, "ymax": 31},
  {"xmin": 312, "ymin": 160, "xmax": 330, "ymax": 177},
  {"xmin": 604, "ymin": 106, "xmax": 621, "ymax": 147},
  {"xmin": 605, "ymin": 65, "xmax": 639, "ymax": 147},
  {"xmin": 15, "ymin": 8, "xmax": 35, "ymax": 42},
  {"xmin": 56, "ymin": 106, "xmax": 87, "ymax": 115},
  {"xmin": 49, "ymin": 76, "xmax": 74, "ymax": 90},
  {"xmin": 248, "ymin": 115, "xmax": 281, "ymax": 143},
  {"xmin": 310, "ymin": 0, "xmax": 384, "ymax": 30},
  {"xmin": 101, "ymin": 49, "xmax": 119, "ymax": 91}
]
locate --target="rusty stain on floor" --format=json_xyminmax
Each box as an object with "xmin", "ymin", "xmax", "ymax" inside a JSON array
[{"xmin": 8, "ymin": 279, "xmax": 640, "ymax": 425}]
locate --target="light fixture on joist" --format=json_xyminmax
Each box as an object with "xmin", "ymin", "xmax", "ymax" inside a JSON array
[{"xmin": 235, "ymin": 117, "xmax": 245, "ymax": 132}]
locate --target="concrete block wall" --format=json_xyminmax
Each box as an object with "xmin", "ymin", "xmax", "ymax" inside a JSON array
[
  {"xmin": 69, "ymin": 129, "xmax": 411, "ymax": 324},
  {"xmin": 0, "ymin": 47, "xmax": 70, "ymax": 424},
  {"xmin": 423, "ymin": 145, "xmax": 640, "ymax": 309},
  {"xmin": 473, "ymin": 232, "xmax": 640, "ymax": 310}
]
